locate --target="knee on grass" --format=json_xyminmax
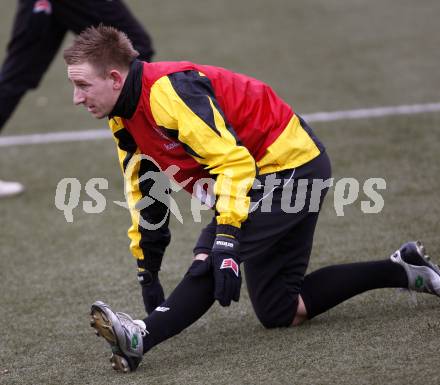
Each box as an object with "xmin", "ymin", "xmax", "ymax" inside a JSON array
[{"xmin": 255, "ymin": 295, "xmax": 308, "ymax": 329}]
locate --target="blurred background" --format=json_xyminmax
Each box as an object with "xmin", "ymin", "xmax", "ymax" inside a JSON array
[{"xmin": 0, "ymin": 1, "xmax": 439, "ymax": 384}]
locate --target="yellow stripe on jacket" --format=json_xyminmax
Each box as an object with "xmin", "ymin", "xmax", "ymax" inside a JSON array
[
  {"xmin": 109, "ymin": 116, "xmax": 145, "ymax": 262},
  {"xmin": 257, "ymin": 114, "xmax": 321, "ymax": 175},
  {"xmin": 149, "ymin": 75, "xmax": 256, "ymax": 229}
]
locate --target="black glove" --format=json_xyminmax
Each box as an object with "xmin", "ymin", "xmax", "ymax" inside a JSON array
[
  {"xmin": 211, "ymin": 235, "xmax": 242, "ymax": 306},
  {"xmin": 137, "ymin": 270, "xmax": 165, "ymax": 315}
]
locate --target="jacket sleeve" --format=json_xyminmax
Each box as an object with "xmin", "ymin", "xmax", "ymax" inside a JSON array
[
  {"xmin": 149, "ymin": 71, "xmax": 256, "ymax": 235},
  {"xmin": 108, "ymin": 116, "xmax": 171, "ymax": 272}
]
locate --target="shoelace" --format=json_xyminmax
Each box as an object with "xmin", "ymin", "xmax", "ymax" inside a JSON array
[{"xmin": 115, "ymin": 312, "xmax": 147, "ymax": 337}]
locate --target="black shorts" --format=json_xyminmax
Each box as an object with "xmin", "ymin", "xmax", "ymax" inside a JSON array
[{"xmin": 194, "ymin": 150, "xmax": 332, "ymax": 327}]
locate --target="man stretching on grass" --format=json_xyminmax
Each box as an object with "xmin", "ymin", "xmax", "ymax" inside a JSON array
[{"xmin": 64, "ymin": 25, "xmax": 440, "ymax": 373}]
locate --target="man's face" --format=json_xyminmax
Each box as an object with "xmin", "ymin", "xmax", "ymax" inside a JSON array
[{"xmin": 67, "ymin": 62, "xmax": 121, "ymax": 119}]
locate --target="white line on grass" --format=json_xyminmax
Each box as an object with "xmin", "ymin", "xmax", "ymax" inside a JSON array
[
  {"xmin": 0, "ymin": 102, "xmax": 439, "ymax": 147},
  {"xmin": 0, "ymin": 129, "xmax": 110, "ymax": 146},
  {"xmin": 303, "ymin": 102, "xmax": 440, "ymax": 122}
]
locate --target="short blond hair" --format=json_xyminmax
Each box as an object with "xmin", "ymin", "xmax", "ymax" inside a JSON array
[{"xmin": 63, "ymin": 24, "xmax": 139, "ymax": 77}]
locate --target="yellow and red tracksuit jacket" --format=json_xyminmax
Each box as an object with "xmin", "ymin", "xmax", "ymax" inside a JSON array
[{"xmin": 108, "ymin": 60, "xmax": 324, "ymax": 271}]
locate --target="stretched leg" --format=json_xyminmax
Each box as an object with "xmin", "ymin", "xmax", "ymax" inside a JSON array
[
  {"xmin": 90, "ymin": 213, "xmax": 222, "ymax": 372},
  {"xmin": 295, "ymin": 260, "xmax": 407, "ymax": 324},
  {"xmin": 297, "ymin": 241, "xmax": 440, "ymax": 323},
  {"xmin": 245, "ymin": 221, "xmax": 408, "ymax": 329},
  {"xmin": 90, "ymin": 255, "xmax": 216, "ymax": 372},
  {"xmin": 141, "ymin": 256, "xmax": 215, "ymax": 352}
]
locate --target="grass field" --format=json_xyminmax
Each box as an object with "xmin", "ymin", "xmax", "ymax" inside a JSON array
[{"xmin": 1, "ymin": 0, "xmax": 440, "ymax": 384}]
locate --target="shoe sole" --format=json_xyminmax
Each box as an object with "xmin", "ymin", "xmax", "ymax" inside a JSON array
[{"xmin": 90, "ymin": 306, "xmax": 131, "ymax": 373}]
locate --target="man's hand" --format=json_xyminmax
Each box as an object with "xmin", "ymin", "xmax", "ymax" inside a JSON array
[
  {"xmin": 137, "ymin": 271, "xmax": 165, "ymax": 315},
  {"xmin": 211, "ymin": 235, "xmax": 241, "ymax": 306}
]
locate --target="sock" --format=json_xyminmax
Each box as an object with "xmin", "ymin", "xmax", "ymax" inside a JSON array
[
  {"xmin": 141, "ymin": 271, "xmax": 215, "ymax": 353},
  {"xmin": 300, "ymin": 259, "xmax": 408, "ymax": 319}
]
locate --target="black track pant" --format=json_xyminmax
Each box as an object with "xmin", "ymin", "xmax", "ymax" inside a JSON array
[
  {"xmin": 141, "ymin": 149, "xmax": 407, "ymax": 350},
  {"xmin": 0, "ymin": 0, "xmax": 154, "ymax": 130},
  {"xmin": 242, "ymin": 150, "xmax": 331, "ymax": 327}
]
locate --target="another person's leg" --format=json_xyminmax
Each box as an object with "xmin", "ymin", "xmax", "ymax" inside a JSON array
[
  {"xmin": 54, "ymin": 0, "xmax": 154, "ymax": 61},
  {"xmin": 0, "ymin": 0, "xmax": 66, "ymax": 197},
  {"xmin": 0, "ymin": 0, "xmax": 66, "ymax": 130}
]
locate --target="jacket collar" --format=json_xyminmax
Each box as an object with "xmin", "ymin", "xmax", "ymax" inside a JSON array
[{"xmin": 109, "ymin": 59, "xmax": 143, "ymax": 119}]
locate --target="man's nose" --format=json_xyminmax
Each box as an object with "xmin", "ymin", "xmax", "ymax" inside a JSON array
[{"xmin": 73, "ymin": 88, "xmax": 85, "ymax": 105}]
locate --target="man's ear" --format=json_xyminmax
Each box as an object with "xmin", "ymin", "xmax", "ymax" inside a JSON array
[{"xmin": 109, "ymin": 70, "xmax": 125, "ymax": 91}]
